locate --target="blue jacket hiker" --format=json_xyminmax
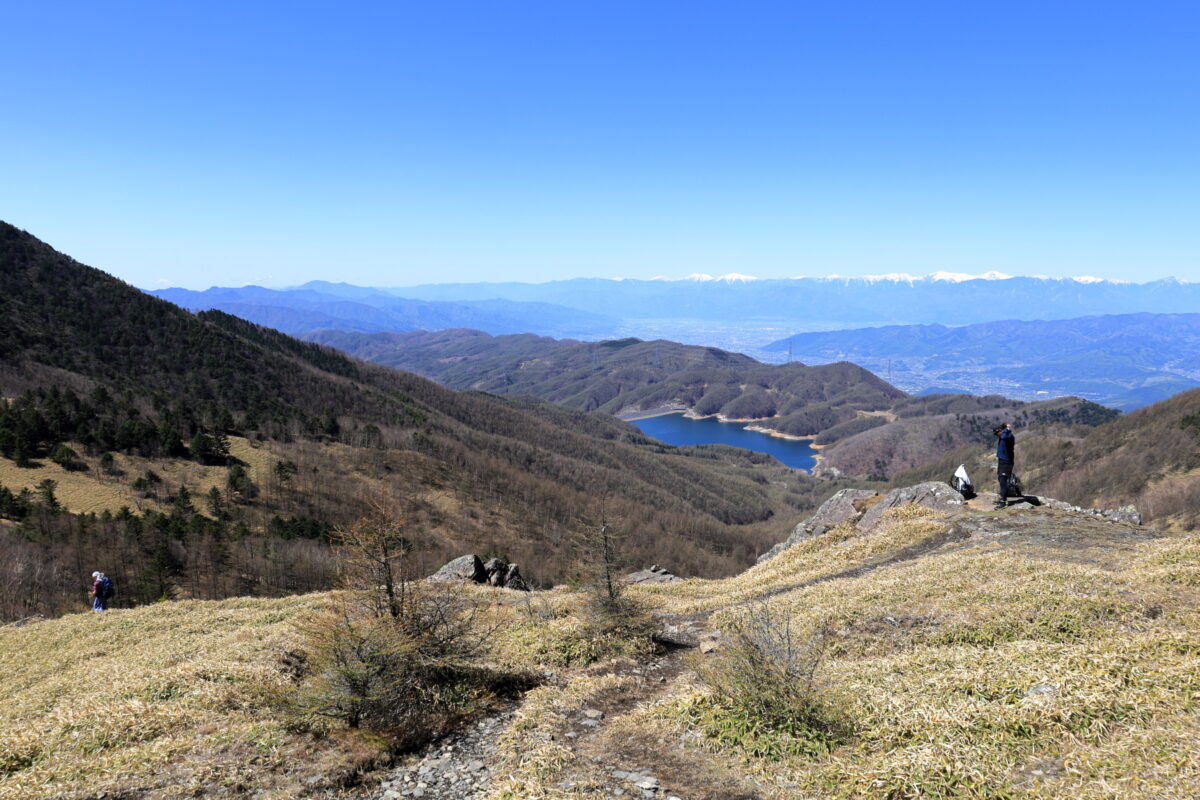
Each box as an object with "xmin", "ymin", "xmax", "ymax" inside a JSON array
[
  {"xmin": 994, "ymin": 424, "xmax": 1016, "ymax": 508},
  {"xmin": 91, "ymin": 571, "xmax": 114, "ymax": 612}
]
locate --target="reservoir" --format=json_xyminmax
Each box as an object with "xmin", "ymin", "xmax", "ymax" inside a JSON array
[{"xmin": 630, "ymin": 412, "xmax": 817, "ymax": 471}]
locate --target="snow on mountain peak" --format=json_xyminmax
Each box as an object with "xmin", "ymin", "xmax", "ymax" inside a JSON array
[
  {"xmin": 860, "ymin": 273, "xmax": 921, "ymax": 284},
  {"xmin": 677, "ymin": 272, "xmax": 759, "ymax": 282},
  {"xmin": 929, "ymin": 271, "xmax": 1014, "ymax": 282}
]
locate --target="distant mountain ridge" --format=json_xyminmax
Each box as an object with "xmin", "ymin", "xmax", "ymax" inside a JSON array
[
  {"xmin": 150, "ymin": 285, "xmax": 618, "ymax": 339},
  {"xmin": 765, "ymin": 313, "xmax": 1200, "ymax": 410},
  {"xmin": 303, "ymin": 328, "xmax": 907, "ymax": 437},
  {"xmin": 305, "ymin": 329, "xmax": 1117, "ymax": 473},
  {"xmin": 382, "ymin": 275, "xmax": 1200, "ymax": 327}
]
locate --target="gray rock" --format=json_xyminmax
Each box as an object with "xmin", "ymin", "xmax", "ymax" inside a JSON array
[
  {"xmin": 653, "ymin": 622, "xmax": 699, "ymax": 648},
  {"xmin": 1034, "ymin": 498, "xmax": 1141, "ymax": 526},
  {"xmin": 428, "ymin": 554, "xmax": 486, "ymax": 583},
  {"xmin": 857, "ymin": 481, "xmax": 965, "ymax": 532},
  {"xmin": 757, "ymin": 488, "xmax": 880, "ymax": 563},
  {"xmin": 623, "ymin": 564, "xmax": 681, "ymax": 584},
  {"xmin": 483, "ymin": 558, "xmax": 507, "ymax": 586},
  {"xmin": 431, "ymin": 555, "xmax": 529, "ymax": 590},
  {"xmin": 502, "ymin": 562, "xmax": 530, "ymax": 591},
  {"xmin": 1104, "ymin": 505, "xmax": 1142, "ymax": 525}
]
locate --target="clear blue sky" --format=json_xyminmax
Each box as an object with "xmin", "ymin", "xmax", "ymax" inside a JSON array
[{"xmin": 1, "ymin": 1, "xmax": 1197, "ymax": 288}]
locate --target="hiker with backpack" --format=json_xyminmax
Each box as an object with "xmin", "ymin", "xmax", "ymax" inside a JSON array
[
  {"xmin": 90, "ymin": 571, "xmax": 114, "ymax": 612},
  {"xmin": 993, "ymin": 423, "xmax": 1016, "ymax": 509}
]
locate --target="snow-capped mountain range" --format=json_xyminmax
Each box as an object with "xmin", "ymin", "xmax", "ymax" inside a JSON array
[
  {"xmin": 381, "ymin": 273, "xmax": 1200, "ymax": 328},
  {"xmin": 645, "ymin": 271, "xmax": 1149, "ymax": 285}
]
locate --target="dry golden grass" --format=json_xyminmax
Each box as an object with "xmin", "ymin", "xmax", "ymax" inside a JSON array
[
  {"xmin": 634, "ymin": 512, "xmax": 1200, "ymax": 800},
  {"xmin": 0, "ymin": 456, "xmax": 143, "ymax": 516},
  {"xmin": 0, "ymin": 436, "xmax": 275, "ymax": 517},
  {"xmin": 5, "ymin": 500, "xmax": 1199, "ymax": 800},
  {"xmin": 0, "ymin": 593, "xmax": 388, "ymax": 800}
]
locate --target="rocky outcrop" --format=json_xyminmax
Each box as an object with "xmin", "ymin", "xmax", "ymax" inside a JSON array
[
  {"xmin": 622, "ymin": 564, "xmax": 681, "ymax": 585},
  {"xmin": 1020, "ymin": 497, "xmax": 1142, "ymax": 525},
  {"xmin": 429, "ymin": 555, "xmax": 529, "ymax": 590},
  {"xmin": 757, "ymin": 488, "xmax": 879, "ymax": 563},
  {"xmin": 856, "ymin": 481, "xmax": 966, "ymax": 532},
  {"xmin": 429, "ymin": 555, "xmax": 487, "ymax": 583},
  {"xmin": 482, "ymin": 557, "xmax": 530, "ymax": 591}
]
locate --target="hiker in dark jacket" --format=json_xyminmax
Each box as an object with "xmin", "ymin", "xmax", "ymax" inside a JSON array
[
  {"xmin": 994, "ymin": 424, "xmax": 1015, "ymax": 508},
  {"xmin": 91, "ymin": 571, "xmax": 109, "ymax": 612}
]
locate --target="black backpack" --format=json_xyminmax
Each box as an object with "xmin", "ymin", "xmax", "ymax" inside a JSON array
[
  {"xmin": 1006, "ymin": 475, "xmax": 1025, "ymax": 498},
  {"xmin": 100, "ymin": 576, "xmax": 115, "ymax": 600}
]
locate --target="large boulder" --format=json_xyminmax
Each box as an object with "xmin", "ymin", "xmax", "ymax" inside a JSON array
[
  {"xmin": 757, "ymin": 488, "xmax": 880, "ymax": 563},
  {"xmin": 428, "ymin": 554, "xmax": 486, "ymax": 583},
  {"xmin": 428, "ymin": 554, "xmax": 529, "ymax": 590},
  {"xmin": 856, "ymin": 481, "xmax": 965, "ymax": 532}
]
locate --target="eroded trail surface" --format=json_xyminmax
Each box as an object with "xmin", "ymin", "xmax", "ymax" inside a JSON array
[
  {"xmin": 371, "ymin": 711, "xmax": 513, "ymax": 800},
  {"xmin": 365, "ymin": 646, "xmax": 712, "ymax": 800}
]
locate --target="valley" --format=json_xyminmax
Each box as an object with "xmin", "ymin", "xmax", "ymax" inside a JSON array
[
  {"xmin": 157, "ymin": 279, "xmax": 1200, "ymax": 408},
  {"xmin": 0, "ymin": 223, "xmax": 834, "ymax": 619}
]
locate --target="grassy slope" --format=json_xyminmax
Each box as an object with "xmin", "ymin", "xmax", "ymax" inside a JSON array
[
  {"xmin": 0, "ymin": 595, "xmax": 348, "ymax": 800},
  {"xmin": 0, "ymin": 436, "xmax": 273, "ymax": 516},
  {"xmin": 5, "ymin": 501, "xmax": 1198, "ymax": 800},
  {"xmin": 497, "ymin": 506, "xmax": 1200, "ymax": 800}
]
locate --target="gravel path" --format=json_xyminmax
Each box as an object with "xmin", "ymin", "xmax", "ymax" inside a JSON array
[{"xmin": 371, "ymin": 712, "xmax": 513, "ymax": 800}]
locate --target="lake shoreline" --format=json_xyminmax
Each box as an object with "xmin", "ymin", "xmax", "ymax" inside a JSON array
[
  {"xmin": 618, "ymin": 406, "xmax": 824, "ymax": 445},
  {"xmin": 623, "ymin": 407, "xmax": 822, "ymax": 472},
  {"xmin": 616, "ymin": 405, "xmax": 690, "ymax": 421}
]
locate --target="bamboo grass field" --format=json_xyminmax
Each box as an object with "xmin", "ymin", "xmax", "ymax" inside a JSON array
[{"xmin": 4, "ymin": 500, "xmax": 1198, "ymax": 799}]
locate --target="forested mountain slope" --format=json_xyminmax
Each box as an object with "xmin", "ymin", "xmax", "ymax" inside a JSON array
[
  {"xmin": 306, "ymin": 328, "xmax": 1117, "ymax": 481},
  {"xmin": 0, "ymin": 222, "xmax": 822, "ymax": 618},
  {"xmin": 304, "ymin": 328, "xmax": 907, "ymax": 436}
]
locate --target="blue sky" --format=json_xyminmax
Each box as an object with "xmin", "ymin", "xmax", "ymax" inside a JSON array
[{"xmin": 1, "ymin": 1, "xmax": 1197, "ymax": 288}]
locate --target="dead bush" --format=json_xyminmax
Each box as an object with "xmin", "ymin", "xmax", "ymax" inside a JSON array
[
  {"xmin": 289, "ymin": 500, "xmax": 500, "ymax": 749},
  {"xmin": 689, "ymin": 601, "xmax": 843, "ymax": 759}
]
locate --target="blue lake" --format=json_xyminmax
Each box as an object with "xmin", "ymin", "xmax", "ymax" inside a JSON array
[{"xmin": 630, "ymin": 413, "xmax": 817, "ymax": 471}]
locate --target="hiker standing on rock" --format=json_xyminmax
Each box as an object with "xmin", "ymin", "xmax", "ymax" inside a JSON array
[{"xmin": 993, "ymin": 423, "xmax": 1015, "ymax": 509}]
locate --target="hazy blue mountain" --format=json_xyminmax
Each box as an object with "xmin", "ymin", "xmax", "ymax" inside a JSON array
[
  {"xmin": 764, "ymin": 313, "xmax": 1200, "ymax": 410},
  {"xmin": 384, "ymin": 275, "xmax": 1200, "ymax": 327},
  {"xmin": 150, "ymin": 286, "xmax": 617, "ymax": 338}
]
